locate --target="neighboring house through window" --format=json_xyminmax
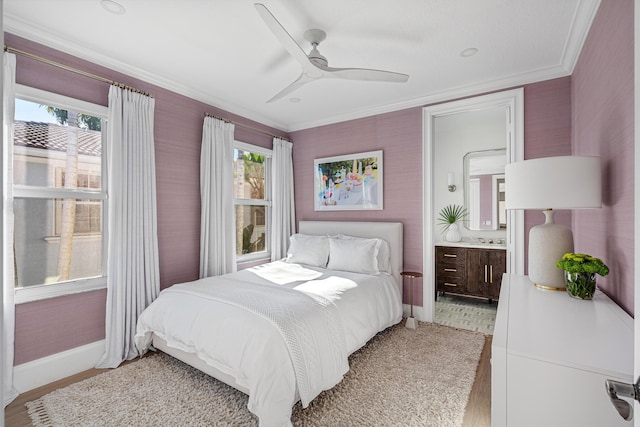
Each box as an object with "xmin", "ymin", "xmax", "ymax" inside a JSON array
[
  {"xmin": 12, "ymin": 85, "xmax": 108, "ymax": 303},
  {"xmin": 234, "ymin": 141, "xmax": 272, "ymax": 262}
]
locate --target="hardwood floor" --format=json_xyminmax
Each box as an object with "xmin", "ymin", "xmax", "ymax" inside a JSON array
[
  {"xmin": 463, "ymin": 335, "xmax": 492, "ymax": 427},
  {"xmin": 5, "ymin": 337, "xmax": 493, "ymax": 426}
]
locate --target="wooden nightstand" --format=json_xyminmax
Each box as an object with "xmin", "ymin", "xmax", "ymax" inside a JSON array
[{"xmin": 401, "ymin": 271, "xmax": 422, "ymax": 329}]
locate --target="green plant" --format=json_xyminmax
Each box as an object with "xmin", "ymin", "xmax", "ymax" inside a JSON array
[
  {"xmin": 556, "ymin": 253, "xmax": 610, "ymax": 276},
  {"xmin": 437, "ymin": 204, "xmax": 468, "ymax": 232}
]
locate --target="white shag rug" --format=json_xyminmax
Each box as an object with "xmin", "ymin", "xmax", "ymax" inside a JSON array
[{"xmin": 27, "ymin": 322, "xmax": 485, "ymax": 427}]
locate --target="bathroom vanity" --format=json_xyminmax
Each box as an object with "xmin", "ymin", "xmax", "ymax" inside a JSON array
[{"xmin": 435, "ymin": 242, "xmax": 506, "ymax": 301}]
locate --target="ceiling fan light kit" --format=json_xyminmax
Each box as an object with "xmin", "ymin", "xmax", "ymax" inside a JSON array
[{"xmin": 254, "ymin": 3, "xmax": 409, "ymax": 103}]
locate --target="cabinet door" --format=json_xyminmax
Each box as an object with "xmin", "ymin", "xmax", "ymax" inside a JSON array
[
  {"xmin": 466, "ymin": 249, "xmax": 486, "ymax": 297},
  {"xmin": 488, "ymin": 250, "xmax": 506, "ymax": 299}
]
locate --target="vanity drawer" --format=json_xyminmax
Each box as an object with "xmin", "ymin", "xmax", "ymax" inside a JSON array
[
  {"xmin": 436, "ymin": 265, "xmax": 465, "ymax": 281},
  {"xmin": 435, "ymin": 259, "xmax": 466, "ymax": 279},
  {"xmin": 436, "ymin": 276, "xmax": 466, "ymax": 291},
  {"xmin": 435, "ymin": 246, "xmax": 467, "ymax": 266},
  {"xmin": 435, "ymin": 246, "xmax": 468, "ymax": 293}
]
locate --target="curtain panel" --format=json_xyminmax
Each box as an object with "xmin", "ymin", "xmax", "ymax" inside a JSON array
[
  {"xmin": 270, "ymin": 138, "xmax": 295, "ymax": 261},
  {"xmin": 199, "ymin": 116, "xmax": 236, "ymax": 277},
  {"xmin": 2, "ymin": 52, "xmax": 18, "ymax": 408},
  {"xmin": 97, "ymin": 86, "xmax": 160, "ymax": 368}
]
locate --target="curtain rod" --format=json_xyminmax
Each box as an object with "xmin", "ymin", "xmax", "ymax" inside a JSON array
[
  {"xmin": 205, "ymin": 113, "xmax": 292, "ymax": 143},
  {"xmin": 4, "ymin": 45, "xmax": 153, "ymax": 98}
]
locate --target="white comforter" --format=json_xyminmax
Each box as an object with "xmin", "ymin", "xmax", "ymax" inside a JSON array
[{"xmin": 134, "ymin": 261, "xmax": 402, "ymax": 426}]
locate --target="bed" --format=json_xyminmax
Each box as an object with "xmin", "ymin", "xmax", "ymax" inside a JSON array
[{"xmin": 134, "ymin": 221, "xmax": 403, "ymax": 426}]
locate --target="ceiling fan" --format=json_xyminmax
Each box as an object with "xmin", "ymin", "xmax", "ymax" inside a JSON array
[{"xmin": 254, "ymin": 3, "xmax": 410, "ymax": 103}]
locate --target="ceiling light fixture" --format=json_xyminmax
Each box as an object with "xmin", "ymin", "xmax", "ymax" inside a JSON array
[
  {"xmin": 100, "ymin": 0, "xmax": 126, "ymax": 15},
  {"xmin": 460, "ymin": 48, "xmax": 478, "ymax": 58}
]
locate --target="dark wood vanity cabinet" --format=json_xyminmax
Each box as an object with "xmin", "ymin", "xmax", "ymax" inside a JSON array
[{"xmin": 436, "ymin": 245, "xmax": 506, "ymax": 301}]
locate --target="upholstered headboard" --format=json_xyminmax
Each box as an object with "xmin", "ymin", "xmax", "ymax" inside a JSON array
[{"xmin": 298, "ymin": 221, "xmax": 404, "ymax": 290}]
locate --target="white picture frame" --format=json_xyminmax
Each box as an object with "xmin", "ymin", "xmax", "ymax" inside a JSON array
[{"xmin": 314, "ymin": 150, "xmax": 383, "ymax": 211}]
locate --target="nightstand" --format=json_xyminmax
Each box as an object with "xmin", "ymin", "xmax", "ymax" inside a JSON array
[{"xmin": 401, "ymin": 271, "xmax": 422, "ymax": 329}]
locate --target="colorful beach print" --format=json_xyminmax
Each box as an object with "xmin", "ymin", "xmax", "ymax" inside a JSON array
[{"xmin": 314, "ymin": 150, "xmax": 383, "ymax": 210}]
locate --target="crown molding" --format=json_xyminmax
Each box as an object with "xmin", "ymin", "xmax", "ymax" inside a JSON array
[
  {"xmin": 561, "ymin": 0, "xmax": 602, "ymax": 74},
  {"xmin": 6, "ymin": 0, "xmax": 598, "ymax": 134},
  {"xmin": 4, "ymin": 14, "xmax": 290, "ymax": 132},
  {"xmin": 287, "ymin": 64, "xmax": 570, "ymax": 132}
]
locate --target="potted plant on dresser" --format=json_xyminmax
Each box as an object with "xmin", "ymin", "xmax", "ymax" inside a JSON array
[{"xmin": 556, "ymin": 252, "xmax": 610, "ymax": 300}]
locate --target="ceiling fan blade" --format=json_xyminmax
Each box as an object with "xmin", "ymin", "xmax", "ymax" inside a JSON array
[
  {"xmin": 318, "ymin": 64, "xmax": 409, "ymax": 83},
  {"xmin": 267, "ymin": 73, "xmax": 313, "ymax": 103},
  {"xmin": 254, "ymin": 3, "xmax": 313, "ymax": 70}
]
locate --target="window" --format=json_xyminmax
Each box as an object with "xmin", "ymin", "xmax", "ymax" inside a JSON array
[
  {"xmin": 12, "ymin": 85, "xmax": 108, "ymax": 302},
  {"xmin": 234, "ymin": 141, "xmax": 272, "ymax": 262}
]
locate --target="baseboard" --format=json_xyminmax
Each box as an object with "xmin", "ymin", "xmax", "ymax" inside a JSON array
[{"xmin": 13, "ymin": 340, "xmax": 106, "ymax": 393}]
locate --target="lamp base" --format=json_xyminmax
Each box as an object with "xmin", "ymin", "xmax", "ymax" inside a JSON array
[
  {"xmin": 534, "ymin": 283, "xmax": 566, "ymax": 291},
  {"xmin": 528, "ymin": 210, "xmax": 574, "ymax": 290}
]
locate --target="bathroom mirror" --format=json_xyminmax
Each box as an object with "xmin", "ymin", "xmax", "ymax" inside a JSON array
[{"xmin": 463, "ymin": 149, "xmax": 507, "ymax": 231}]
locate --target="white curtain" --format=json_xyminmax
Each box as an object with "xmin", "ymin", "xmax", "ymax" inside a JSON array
[
  {"xmin": 97, "ymin": 86, "xmax": 159, "ymax": 368},
  {"xmin": 2, "ymin": 52, "xmax": 18, "ymax": 407},
  {"xmin": 270, "ymin": 138, "xmax": 295, "ymax": 261},
  {"xmin": 200, "ymin": 116, "xmax": 236, "ymax": 277}
]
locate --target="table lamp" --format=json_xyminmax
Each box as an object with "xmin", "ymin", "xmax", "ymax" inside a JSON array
[{"xmin": 504, "ymin": 156, "xmax": 602, "ymax": 290}]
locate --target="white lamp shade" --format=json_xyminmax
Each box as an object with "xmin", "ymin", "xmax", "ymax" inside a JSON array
[
  {"xmin": 504, "ymin": 155, "xmax": 602, "ymax": 289},
  {"xmin": 505, "ymin": 156, "xmax": 601, "ymax": 210}
]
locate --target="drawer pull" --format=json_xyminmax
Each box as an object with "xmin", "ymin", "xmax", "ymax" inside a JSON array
[
  {"xmin": 444, "ymin": 282, "xmax": 458, "ymax": 287},
  {"xmin": 484, "ymin": 265, "xmax": 488, "ymax": 282},
  {"xmin": 444, "ymin": 268, "xmax": 457, "ymax": 272},
  {"xmin": 443, "ymin": 254, "xmax": 457, "ymax": 258},
  {"xmin": 490, "ymin": 265, "xmax": 493, "ymax": 283}
]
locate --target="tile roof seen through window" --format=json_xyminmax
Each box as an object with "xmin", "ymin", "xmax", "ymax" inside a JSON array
[{"xmin": 14, "ymin": 121, "xmax": 101, "ymax": 157}]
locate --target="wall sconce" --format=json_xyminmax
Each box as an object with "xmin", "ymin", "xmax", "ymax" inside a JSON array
[{"xmin": 447, "ymin": 172, "xmax": 456, "ymax": 192}]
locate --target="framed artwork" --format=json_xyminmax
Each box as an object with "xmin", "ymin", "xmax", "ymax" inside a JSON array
[{"xmin": 314, "ymin": 150, "xmax": 383, "ymax": 211}]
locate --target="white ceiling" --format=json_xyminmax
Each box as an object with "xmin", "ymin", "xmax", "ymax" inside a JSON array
[{"xmin": 4, "ymin": 0, "xmax": 600, "ymax": 132}]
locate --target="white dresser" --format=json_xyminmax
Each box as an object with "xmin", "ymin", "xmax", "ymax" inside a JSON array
[{"xmin": 492, "ymin": 274, "xmax": 633, "ymax": 427}]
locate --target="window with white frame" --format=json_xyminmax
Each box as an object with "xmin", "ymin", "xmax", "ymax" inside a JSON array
[
  {"xmin": 234, "ymin": 141, "xmax": 272, "ymax": 262},
  {"xmin": 12, "ymin": 85, "xmax": 108, "ymax": 302}
]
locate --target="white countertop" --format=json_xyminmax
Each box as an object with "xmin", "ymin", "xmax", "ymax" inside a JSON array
[{"xmin": 435, "ymin": 241, "xmax": 507, "ymax": 250}]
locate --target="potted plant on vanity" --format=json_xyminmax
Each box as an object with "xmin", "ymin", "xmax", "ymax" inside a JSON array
[
  {"xmin": 556, "ymin": 253, "xmax": 610, "ymax": 300},
  {"xmin": 438, "ymin": 204, "xmax": 468, "ymax": 243}
]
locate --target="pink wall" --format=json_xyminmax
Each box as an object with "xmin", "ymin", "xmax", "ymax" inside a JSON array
[
  {"xmin": 523, "ymin": 77, "xmax": 573, "ymax": 272},
  {"xmin": 474, "ymin": 174, "xmax": 494, "ymax": 229},
  {"xmin": 571, "ymin": 0, "xmax": 634, "ymax": 314},
  {"xmin": 7, "ymin": 33, "xmax": 290, "ymax": 364},
  {"xmin": 290, "ymin": 109, "xmax": 425, "ymax": 305},
  {"xmin": 290, "ymin": 77, "xmax": 573, "ymax": 308}
]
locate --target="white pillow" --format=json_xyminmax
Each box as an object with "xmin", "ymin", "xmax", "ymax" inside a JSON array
[
  {"xmin": 334, "ymin": 234, "xmax": 392, "ymax": 274},
  {"xmin": 327, "ymin": 237, "xmax": 380, "ymax": 274},
  {"xmin": 286, "ymin": 234, "xmax": 329, "ymax": 267}
]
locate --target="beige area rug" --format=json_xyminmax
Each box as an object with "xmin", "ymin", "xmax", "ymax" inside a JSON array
[{"xmin": 27, "ymin": 322, "xmax": 485, "ymax": 427}]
